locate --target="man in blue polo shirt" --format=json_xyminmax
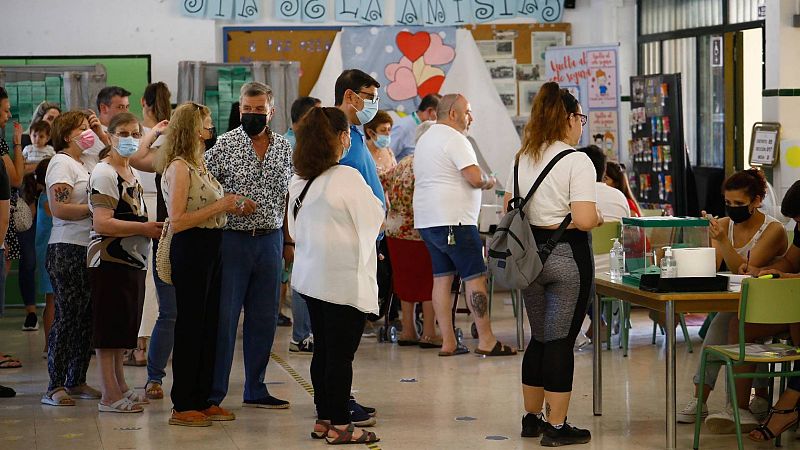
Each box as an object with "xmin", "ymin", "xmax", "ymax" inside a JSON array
[{"xmin": 389, "ymin": 93, "xmax": 441, "ymax": 161}]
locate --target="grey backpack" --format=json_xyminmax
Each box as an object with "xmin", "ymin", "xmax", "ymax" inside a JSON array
[{"xmin": 488, "ymin": 150, "xmax": 574, "ymax": 289}]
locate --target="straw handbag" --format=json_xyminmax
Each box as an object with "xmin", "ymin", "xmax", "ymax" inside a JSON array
[{"xmin": 155, "ymin": 219, "xmax": 174, "ymax": 285}]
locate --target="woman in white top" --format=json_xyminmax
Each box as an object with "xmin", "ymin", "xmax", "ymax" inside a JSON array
[
  {"xmin": 503, "ymin": 82, "xmax": 601, "ymax": 446},
  {"xmin": 685, "ymin": 169, "xmax": 788, "ymax": 430},
  {"xmin": 41, "ymin": 110, "xmax": 103, "ymax": 407},
  {"xmin": 288, "ymin": 107, "xmax": 383, "ymax": 445}
]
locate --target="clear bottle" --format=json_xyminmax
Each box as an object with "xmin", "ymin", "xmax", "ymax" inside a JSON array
[
  {"xmin": 660, "ymin": 246, "xmax": 677, "ymax": 278},
  {"xmin": 609, "ymin": 238, "xmax": 625, "ymax": 281}
]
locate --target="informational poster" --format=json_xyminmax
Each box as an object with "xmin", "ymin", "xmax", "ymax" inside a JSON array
[
  {"xmin": 589, "ymin": 110, "xmax": 619, "ymax": 159},
  {"xmin": 518, "ymin": 80, "xmax": 545, "ymax": 116},
  {"xmin": 587, "ymin": 49, "xmax": 617, "ymax": 108},
  {"xmin": 545, "ymin": 44, "xmax": 620, "ymax": 154},
  {"xmin": 531, "ymin": 31, "xmax": 566, "ymax": 80},
  {"xmin": 751, "ymin": 129, "xmax": 779, "ymax": 166}
]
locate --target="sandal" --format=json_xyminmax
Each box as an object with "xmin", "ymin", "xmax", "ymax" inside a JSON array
[
  {"xmin": 397, "ymin": 338, "xmax": 419, "ymax": 346},
  {"xmin": 418, "ymin": 335, "xmax": 442, "ymax": 349},
  {"xmin": 169, "ymin": 409, "xmax": 212, "ymax": 427},
  {"xmin": 123, "ymin": 389, "xmax": 149, "ymax": 405},
  {"xmin": 41, "ymin": 387, "xmax": 75, "ymax": 406},
  {"xmin": 123, "ymin": 348, "xmax": 147, "ymax": 367},
  {"xmin": 98, "ymin": 397, "xmax": 143, "ymax": 413},
  {"xmin": 748, "ymin": 407, "xmax": 800, "ymax": 442},
  {"xmin": 474, "ymin": 341, "xmax": 518, "ymax": 357},
  {"xmin": 326, "ymin": 423, "xmax": 380, "ymax": 445},
  {"xmin": 66, "ymin": 384, "xmax": 101, "ymax": 399},
  {"xmin": 0, "ymin": 358, "xmax": 22, "ymax": 369},
  {"xmin": 145, "ymin": 381, "xmax": 164, "ymax": 400},
  {"xmin": 312, "ymin": 419, "xmax": 331, "ymax": 439},
  {"xmin": 438, "ymin": 344, "xmax": 470, "ymax": 357}
]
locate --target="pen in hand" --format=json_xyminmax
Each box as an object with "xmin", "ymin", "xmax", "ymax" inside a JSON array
[{"xmin": 745, "ymin": 249, "xmax": 751, "ymax": 274}]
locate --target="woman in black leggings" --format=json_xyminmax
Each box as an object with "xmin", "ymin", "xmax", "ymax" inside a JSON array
[{"xmin": 504, "ymin": 82, "xmax": 602, "ymax": 447}]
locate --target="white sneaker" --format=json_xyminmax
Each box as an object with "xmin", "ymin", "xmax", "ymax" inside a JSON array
[
  {"xmin": 677, "ymin": 398, "xmax": 708, "ymax": 424},
  {"xmin": 705, "ymin": 405, "xmax": 759, "ymax": 434},
  {"xmin": 574, "ymin": 333, "xmax": 591, "ymax": 350},
  {"xmin": 749, "ymin": 396, "xmax": 769, "ymax": 421}
]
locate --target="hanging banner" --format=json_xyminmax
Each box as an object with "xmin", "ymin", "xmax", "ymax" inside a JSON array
[
  {"xmin": 206, "ymin": 0, "xmax": 234, "ymax": 19},
  {"xmin": 517, "ymin": 0, "xmax": 564, "ymax": 23},
  {"xmin": 545, "ymin": 44, "xmax": 621, "ymax": 156},
  {"xmin": 335, "ymin": 0, "xmax": 361, "ymax": 21},
  {"xmin": 234, "ymin": 0, "xmax": 261, "ymax": 21},
  {"xmin": 180, "ymin": 0, "xmax": 208, "ymax": 18},
  {"xmin": 302, "ymin": 0, "xmax": 328, "ymax": 22},
  {"xmin": 358, "ymin": 0, "xmax": 385, "ymax": 25}
]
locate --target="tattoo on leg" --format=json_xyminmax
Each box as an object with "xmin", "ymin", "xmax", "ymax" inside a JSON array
[{"xmin": 470, "ymin": 292, "xmax": 488, "ymax": 318}]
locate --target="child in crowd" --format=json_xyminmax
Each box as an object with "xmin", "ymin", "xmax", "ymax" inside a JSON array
[{"xmin": 22, "ymin": 121, "xmax": 55, "ymax": 173}]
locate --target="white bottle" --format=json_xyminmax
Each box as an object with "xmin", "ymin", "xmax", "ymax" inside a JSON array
[
  {"xmin": 609, "ymin": 238, "xmax": 625, "ymax": 281},
  {"xmin": 660, "ymin": 246, "xmax": 678, "ymax": 279}
]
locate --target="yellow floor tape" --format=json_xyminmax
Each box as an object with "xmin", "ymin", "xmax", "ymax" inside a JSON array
[{"xmin": 270, "ymin": 352, "xmax": 382, "ymax": 450}]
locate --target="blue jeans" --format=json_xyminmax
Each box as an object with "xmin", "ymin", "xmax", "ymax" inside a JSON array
[
  {"xmin": 210, "ymin": 229, "xmax": 282, "ymax": 404},
  {"xmin": 291, "ymin": 289, "xmax": 311, "ymax": 343},
  {"xmin": 147, "ymin": 240, "xmax": 178, "ymax": 385},
  {"xmin": 17, "ymin": 224, "xmax": 36, "ymax": 307}
]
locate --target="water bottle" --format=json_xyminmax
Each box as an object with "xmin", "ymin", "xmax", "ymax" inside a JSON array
[
  {"xmin": 609, "ymin": 238, "xmax": 625, "ymax": 281},
  {"xmin": 660, "ymin": 246, "xmax": 677, "ymax": 278}
]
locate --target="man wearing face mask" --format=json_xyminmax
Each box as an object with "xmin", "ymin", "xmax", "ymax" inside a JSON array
[
  {"xmin": 205, "ymin": 82, "xmax": 293, "ymax": 412},
  {"xmin": 389, "ymin": 93, "xmax": 441, "ymax": 162}
]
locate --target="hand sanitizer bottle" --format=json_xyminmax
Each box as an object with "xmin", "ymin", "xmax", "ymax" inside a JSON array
[
  {"xmin": 660, "ymin": 246, "xmax": 677, "ymax": 278},
  {"xmin": 609, "ymin": 238, "xmax": 625, "ymax": 281}
]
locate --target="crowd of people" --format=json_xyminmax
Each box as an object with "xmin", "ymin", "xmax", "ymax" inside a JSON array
[{"xmin": 2, "ymin": 69, "xmax": 800, "ymax": 447}]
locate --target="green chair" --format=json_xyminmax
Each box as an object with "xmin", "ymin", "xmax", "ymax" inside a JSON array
[
  {"xmin": 693, "ymin": 278, "xmax": 800, "ymax": 450},
  {"xmin": 591, "ymin": 222, "xmax": 625, "ymax": 351}
]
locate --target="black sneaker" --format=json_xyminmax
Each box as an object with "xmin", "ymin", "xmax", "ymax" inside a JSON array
[
  {"xmin": 349, "ymin": 399, "xmax": 376, "ymax": 426},
  {"xmin": 541, "ymin": 420, "xmax": 591, "ymax": 447},
  {"xmin": 350, "ymin": 396, "xmax": 376, "ymax": 417},
  {"xmin": 242, "ymin": 395, "xmax": 290, "ymax": 409},
  {"xmin": 521, "ymin": 413, "xmax": 545, "ymax": 438},
  {"xmin": 277, "ymin": 313, "xmax": 292, "ymax": 327},
  {"xmin": 289, "ymin": 336, "xmax": 314, "ymax": 355},
  {"xmin": 22, "ymin": 312, "xmax": 38, "ymax": 331}
]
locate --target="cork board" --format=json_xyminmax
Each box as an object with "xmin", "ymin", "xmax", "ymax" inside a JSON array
[
  {"xmin": 465, "ymin": 23, "xmax": 572, "ymax": 65},
  {"xmin": 224, "ymin": 27, "xmax": 340, "ymax": 97}
]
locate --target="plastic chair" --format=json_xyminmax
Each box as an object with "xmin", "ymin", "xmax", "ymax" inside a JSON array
[
  {"xmin": 693, "ymin": 278, "xmax": 800, "ymax": 450},
  {"xmin": 591, "ymin": 222, "xmax": 624, "ymax": 350}
]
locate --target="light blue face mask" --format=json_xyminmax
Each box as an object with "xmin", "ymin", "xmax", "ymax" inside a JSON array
[
  {"xmin": 353, "ymin": 96, "xmax": 379, "ymax": 125},
  {"xmin": 341, "ymin": 135, "xmax": 352, "ymax": 160},
  {"xmin": 375, "ymin": 134, "xmax": 391, "ymax": 149},
  {"xmin": 116, "ymin": 136, "xmax": 140, "ymax": 158}
]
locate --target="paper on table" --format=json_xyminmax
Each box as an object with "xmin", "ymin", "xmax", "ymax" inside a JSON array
[{"xmin": 718, "ymin": 272, "xmax": 750, "ymax": 292}]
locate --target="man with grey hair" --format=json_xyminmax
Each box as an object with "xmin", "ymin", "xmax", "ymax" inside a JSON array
[
  {"xmin": 205, "ymin": 81, "xmax": 294, "ymax": 413},
  {"xmin": 413, "ymin": 93, "xmax": 516, "ymax": 357}
]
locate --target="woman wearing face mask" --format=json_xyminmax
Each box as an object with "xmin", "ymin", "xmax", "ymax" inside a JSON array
[
  {"xmin": 681, "ymin": 169, "xmax": 788, "ymax": 429},
  {"xmin": 88, "ymin": 113, "xmax": 163, "ymax": 413},
  {"xmin": 41, "ymin": 111, "xmax": 101, "ymax": 407},
  {"xmin": 364, "ymin": 110, "xmax": 396, "ymax": 175}
]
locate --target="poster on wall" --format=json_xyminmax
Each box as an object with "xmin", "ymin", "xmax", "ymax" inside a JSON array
[
  {"xmin": 589, "ymin": 110, "xmax": 619, "ymax": 159},
  {"xmin": 495, "ymin": 81, "xmax": 518, "ymax": 116},
  {"xmin": 587, "ymin": 49, "xmax": 617, "ymax": 108},
  {"xmin": 545, "ymin": 44, "xmax": 620, "ymax": 153},
  {"xmin": 531, "ymin": 32, "xmax": 566, "ymax": 80},
  {"xmin": 518, "ymin": 80, "xmax": 545, "ymax": 116},
  {"xmin": 476, "ymin": 40, "xmax": 514, "ymax": 58}
]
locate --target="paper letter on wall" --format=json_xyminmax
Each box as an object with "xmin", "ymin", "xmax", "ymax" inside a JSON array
[
  {"xmin": 181, "ymin": 0, "xmax": 208, "ymax": 18},
  {"xmin": 302, "ymin": 0, "xmax": 328, "ymax": 22}
]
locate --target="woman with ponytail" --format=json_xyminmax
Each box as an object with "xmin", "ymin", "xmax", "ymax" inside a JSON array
[{"xmin": 503, "ymin": 81, "xmax": 601, "ymax": 446}]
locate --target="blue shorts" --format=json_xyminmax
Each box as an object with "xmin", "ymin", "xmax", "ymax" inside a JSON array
[{"xmin": 419, "ymin": 225, "xmax": 487, "ymax": 281}]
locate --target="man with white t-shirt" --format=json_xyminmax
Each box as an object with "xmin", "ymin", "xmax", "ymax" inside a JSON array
[
  {"xmin": 578, "ymin": 145, "xmax": 630, "ymax": 222},
  {"xmin": 413, "ymin": 94, "xmax": 516, "ymax": 357}
]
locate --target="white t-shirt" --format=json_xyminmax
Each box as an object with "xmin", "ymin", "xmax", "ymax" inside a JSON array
[
  {"xmin": 288, "ymin": 165, "xmax": 385, "ymax": 314},
  {"xmin": 506, "ymin": 141, "xmax": 597, "ymax": 227},
  {"xmin": 45, "ymin": 153, "xmax": 91, "ymax": 246},
  {"xmin": 22, "ymin": 144, "xmax": 55, "ymax": 163},
  {"xmin": 596, "ymin": 182, "xmax": 631, "ymax": 222},
  {"xmin": 413, "ymin": 124, "xmax": 481, "ymax": 228}
]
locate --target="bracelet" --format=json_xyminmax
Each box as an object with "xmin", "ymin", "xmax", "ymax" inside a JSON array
[{"xmin": 284, "ymin": 242, "xmax": 295, "ymax": 247}]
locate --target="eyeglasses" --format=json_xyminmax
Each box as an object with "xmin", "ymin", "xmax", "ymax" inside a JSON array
[
  {"xmin": 357, "ymin": 90, "xmax": 379, "ymax": 104},
  {"xmin": 113, "ymin": 131, "xmax": 143, "ymax": 139},
  {"xmin": 573, "ymin": 113, "xmax": 588, "ymax": 126}
]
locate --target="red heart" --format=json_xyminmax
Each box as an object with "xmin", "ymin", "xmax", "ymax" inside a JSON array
[
  {"xmin": 396, "ymin": 31, "xmax": 431, "ymax": 63},
  {"xmin": 417, "ymin": 75, "xmax": 445, "ymax": 99}
]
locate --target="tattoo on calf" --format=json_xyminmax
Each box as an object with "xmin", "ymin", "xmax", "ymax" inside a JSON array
[
  {"xmin": 54, "ymin": 186, "xmax": 71, "ymax": 203},
  {"xmin": 470, "ymin": 292, "xmax": 488, "ymax": 318}
]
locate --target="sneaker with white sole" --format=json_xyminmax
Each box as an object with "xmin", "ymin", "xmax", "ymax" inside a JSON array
[
  {"xmin": 749, "ymin": 396, "xmax": 769, "ymax": 421},
  {"xmin": 705, "ymin": 405, "xmax": 759, "ymax": 434},
  {"xmin": 573, "ymin": 333, "xmax": 591, "ymax": 350},
  {"xmin": 22, "ymin": 312, "xmax": 38, "ymax": 331},
  {"xmin": 677, "ymin": 398, "xmax": 708, "ymax": 424},
  {"xmin": 289, "ymin": 336, "xmax": 314, "ymax": 355}
]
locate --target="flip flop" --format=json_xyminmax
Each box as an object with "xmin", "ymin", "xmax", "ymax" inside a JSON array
[
  {"xmin": 438, "ymin": 344, "xmax": 470, "ymax": 357},
  {"xmin": 418, "ymin": 336, "xmax": 443, "ymax": 349},
  {"xmin": 0, "ymin": 358, "xmax": 22, "ymax": 369},
  {"xmin": 474, "ymin": 341, "xmax": 518, "ymax": 357},
  {"xmin": 397, "ymin": 339, "xmax": 419, "ymax": 346}
]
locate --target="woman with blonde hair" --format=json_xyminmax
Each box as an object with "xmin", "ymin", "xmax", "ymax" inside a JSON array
[
  {"xmin": 504, "ymin": 82, "xmax": 602, "ymax": 446},
  {"xmin": 159, "ymin": 102, "xmax": 255, "ymax": 427}
]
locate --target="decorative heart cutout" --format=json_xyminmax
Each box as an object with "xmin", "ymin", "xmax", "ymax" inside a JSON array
[
  {"xmin": 396, "ymin": 31, "xmax": 431, "ymax": 63},
  {"xmin": 387, "ymin": 67, "xmax": 419, "ymax": 101},
  {"xmin": 417, "ymin": 64, "xmax": 445, "ymax": 85},
  {"xmin": 385, "ymin": 57, "xmax": 413, "ymax": 82},
  {"xmin": 417, "ymin": 75, "xmax": 445, "ymax": 99},
  {"xmin": 423, "ymin": 33, "xmax": 455, "ymax": 66}
]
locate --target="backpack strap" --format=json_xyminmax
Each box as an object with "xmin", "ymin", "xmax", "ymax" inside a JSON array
[{"xmin": 292, "ymin": 176, "xmax": 317, "ymax": 219}]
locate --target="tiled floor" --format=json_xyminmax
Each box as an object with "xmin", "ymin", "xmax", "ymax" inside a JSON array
[{"xmin": 0, "ymin": 295, "xmax": 795, "ymax": 449}]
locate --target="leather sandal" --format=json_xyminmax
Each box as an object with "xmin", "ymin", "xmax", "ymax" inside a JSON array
[
  {"xmin": 145, "ymin": 381, "xmax": 164, "ymax": 400},
  {"xmin": 748, "ymin": 406, "xmax": 800, "ymax": 442},
  {"xmin": 311, "ymin": 419, "xmax": 331, "ymax": 439},
  {"xmin": 474, "ymin": 341, "xmax": 517, "ymax": 357},
  {"xmin": 40, "ymin": 387, "xmax": 75, "ymax": 406},
  {"xmin": 325, "ymin": 423, "xmax": 380, "ymax": 445},
  {"xmin": 418, "ymin": 335, "xmax": 443, "ymax": 349}
]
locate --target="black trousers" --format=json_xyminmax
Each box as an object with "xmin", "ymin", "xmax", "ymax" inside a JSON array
[
  {"xmin": 302, "ymin": 294, "xmax": 366, "ymax": 425},
  {"xmin": 170, "ymin": 228, "xmax": 222, "ymax": 412}
]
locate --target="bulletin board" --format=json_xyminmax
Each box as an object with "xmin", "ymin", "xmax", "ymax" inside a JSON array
[
  {"xmin": 224, "ymin": 27, "xmax": 340, "ymax": 97},
  {"xmin": 0, "ymin": 55, "xmax": 151, "ymax": 116},
  {"xmin": 466, "ymin": 23, "xmax": 572, "ymax": 65}
]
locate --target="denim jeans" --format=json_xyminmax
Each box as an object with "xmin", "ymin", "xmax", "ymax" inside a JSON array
[
  {"xmin": 291, "ymin": 289, "xmax": 312, "ymax": 343},
  {"xmin": 146, "ymin": 239, "xmax": 178, "ymax": 385},
  {"xmin": 209, "ymin": 229, "xmax": 282, "ymax": 405},
  {"xmin": 17, "ymin": 224, "xmax": 36, "ymax": 307}
]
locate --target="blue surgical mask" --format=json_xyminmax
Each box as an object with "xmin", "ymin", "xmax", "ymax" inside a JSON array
[
  {"xmin": 116, "ymin": 136, "xmax": 140, "ymax": 157},
  {"xmin": 375, "ymin": 134, "xmax": 391, "ymax": 149},
  {"xmin": 341, "ymin": 136, "xmax": 352, "ymax": 160},
  {"xmin": 353, "ymin": 98, "xmax": 379, "ymax": 125}
]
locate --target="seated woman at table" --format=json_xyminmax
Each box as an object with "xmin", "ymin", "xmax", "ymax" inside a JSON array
[{"xmin": 677, "ymin": 169, "xmax": 786, "ymax": 428}]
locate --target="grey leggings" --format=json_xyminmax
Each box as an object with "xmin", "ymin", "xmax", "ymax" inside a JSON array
[{"xmin": 694, "ymin": 312, "xmax": 768, "ymax": 394}]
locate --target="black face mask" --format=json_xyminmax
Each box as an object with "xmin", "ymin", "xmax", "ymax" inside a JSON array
[
  {"xmin": 204, "ymin": 126, "xmax": 217, "ymax": 151},
  {"xmin": 726, "ymin": 205, "xmax": 754, "ymax": 224},
  {"xmin": 241, "ymin": 113, "xmax": 267, "ymax": 137}
]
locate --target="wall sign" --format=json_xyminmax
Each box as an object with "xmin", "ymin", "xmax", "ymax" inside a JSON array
[
  {"xmin": 750, "ymin": 122, "xmax": 781, "ymax": 167},
  {"xmin": 710, "ymin": 36, "xmax": 722, "ymax": 68}
]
